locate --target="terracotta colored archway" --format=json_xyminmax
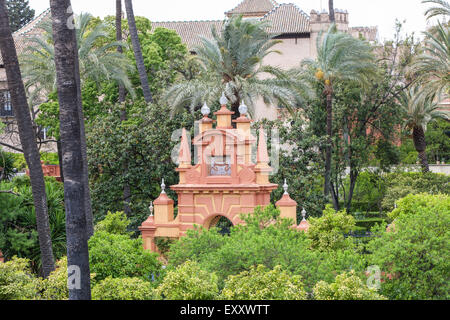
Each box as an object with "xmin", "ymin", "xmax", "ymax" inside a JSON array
[{"xmin": 139, "ymin": 100, "xmax": 301, "ymax": 252}]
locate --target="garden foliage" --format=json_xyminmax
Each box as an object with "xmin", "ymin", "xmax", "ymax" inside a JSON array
[
  {"xmin": 367, "ymin": 193, "xmax": 450, "ymax": 300},
  {"xmin": 220, "ymin": 265, "xmax": 307, "ymax": 300}
]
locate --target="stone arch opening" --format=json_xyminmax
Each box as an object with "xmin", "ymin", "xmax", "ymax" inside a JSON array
[{"xmin": 205, "ymin": 215, "xmax": 234, "ymax": 235}]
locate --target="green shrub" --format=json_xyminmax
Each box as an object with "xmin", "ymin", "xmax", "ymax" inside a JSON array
[
  {"xmin": 92, "ymin": 277, "xmax": 154, "ymax": 300},
  {"xmin": 0, "ymin": 177, "xmax": 66, "ymax": 273},
  {"xmin": 307, "ymin": 205, "xmax": 356, "ymax": 251},
  {"xmin": 167, "ymin": 205, "xmax": 366, "ymax": 293},
  {"xmin": 346, "ymin": 172, "xmax": 387, "ymax": 213},
  {"xmin": 0, "ymin": 151, "xmax": 16, "ymax": 181},
  {"xmin": 389, "ymin": 193, "xmax": 450, "ymax": 220},
  {"xmin": 367, "ymin": 193, "xmax": 450, "ymax": 300},
  {"xmin": 40, "ymin": 153, "xmax": 59, "ymax": 165},
  {"xmin": 0, "ymin": 256, "xmax": 41, "ymax": 300},
  {"xmin": 40, "ymin": 257, "xmax": 68, "ymax": 300},
  {"xmin": 382, "ymin": 172, "xmax": 449, "ymax": 211},
  {"xmin": 94, "ymin": 211, "xmax": 131, "ymax": 235},
  {"xmin": 88, "ymin": 231, "xmax": 161, "ymax": 283},
  {"xmin": 154, "ymin": 260, "xmax": 219, "ymax": 300},
  {"xmin": 220, "ymin": 265, "xmax": 307, "ymax": 300},
  {"xmin": 354, "ymin": 218, "xmax": 386, "ymax": 231},
  {"xmin": 313, "ymin": 270, "xmax": 386, "ymax": 300}
]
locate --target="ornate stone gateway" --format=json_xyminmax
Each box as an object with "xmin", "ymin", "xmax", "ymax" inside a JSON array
[{"xmin": 139, "ymin": 96, "xmax": 304, "ymax": 252}]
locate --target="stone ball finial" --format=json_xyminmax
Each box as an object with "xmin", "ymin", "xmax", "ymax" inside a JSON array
[
  {"xmin": 161, "ymin": 178, "xmax": 166, "ymax": 194},
  {"xmin": 238, "ymin": 101, "xmax": 248, "ymax": 116},
  {"xmin": 220, "ymin": 92, "xmax": 228, "ymax": 105},
  {"xmin": 201, "ymin": 102, "xmax": 210, "ymax": 116}
]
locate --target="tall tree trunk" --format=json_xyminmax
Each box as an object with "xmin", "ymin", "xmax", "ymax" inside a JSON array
[
  {"xmin": 324, "ymin": 90, "xmax": 333, "ymax": 198},
  {"xmin": 50, "ymin": 0, "xmax": 91, "ymax": 300},
  {"xmin": 231, "ymin": 98, "xmax": 240, "ymax": 122},
  {"xmin": 57, "ymin": 139, "xmax": 64, "ymax": 183},
  {"xmin": 116, "ymin": 0, "xmax": 126, "ymax": 107},
  {"xmin": 0, "ymin": 0, "xmax": 55, "ymax": 278},
  {"xmin": 329, "ymin": 0, "xmax": 335, "ymax": 22},
  {"xmin": 71, "ymin": 14, "xmax": 94, "ymax": 238},
  {"xmin": 117, "ymin": 0, "xmax": 131, "ymax": 215},
  {"xmin": 413, "ymin": 126, "xmax": 429, "ymax": 173},
  {"xmin": 76, "ymin": 72, "xmax": 94, "ymax": 238},
  {"xmin": 124, "ymin": 0, "xmax": 153, "ymax": 104},
  {"xmin": 346, "ymin": 166, "xmax": 358, "ymax": 213}
]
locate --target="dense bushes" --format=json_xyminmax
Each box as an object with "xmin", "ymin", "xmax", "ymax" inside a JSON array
[
  {"xmin": 1, "ymin": 191, "xmax": 448, "ymax": 300},
  {"xmin": 313, "ymin": 271, "xmax": 386, "ymax": 300},
  {"xmin": 92, "ymin": 277, "xmax": 154, "ymax": 300},
  {"xmin": 307, "ymin": 205, "xmax": 355, "ymax": 251},
  {"xmin": 94, "ymin": 211, "xmax": 131, "ymax": 235},
  {"xmin": 367, "ymin": 193, "xmax": 450, "ymax": 300},
  {"xmin": 220, "ymin": 265, "xmax": 307, "ymax": 300},
  {"xmin": 345, "ymin": 171, "xmax": 449, "ymax": 215},
  {"xmin": 88, "ymin": 231, "xmax": 161, "ymax": 283},
  {"xmin": 388, "ymin": 193, "xmax": 449, "ymax": 220},
  {"xmin": 154, "ymin": 260, "xmax": 219, "ymax": 300},
  {"xmin": 381, "ymin": 172, "xmax": 449, "ymax": 211},
  {"xmin": 0, "ymin": 257, "xmax": 41, "ymax": 300},
  {"xmin": 167, "ymin": 205, "xmax": 366, "ymax": 293},
  {"xmin": 0, "ymin": 176, "xmax": 66, "ymax": 273}
]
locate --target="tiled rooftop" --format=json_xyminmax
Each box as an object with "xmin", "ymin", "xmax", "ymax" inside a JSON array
[{"xmin": 225, "ymin": 0, "xmax": 278, "ymax": 17}]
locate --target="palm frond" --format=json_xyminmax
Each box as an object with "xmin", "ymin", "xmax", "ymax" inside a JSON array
[
  {"xmin": 422, "ymin": 0, "xmax": 450, "ymax": 19},
  {"xmin": 19, "ymin": 12, "xmax": 136, "ymax": 103},
  {"xmin": 164, "ymin": 15, "xmax": 304, "ymax": 116}
]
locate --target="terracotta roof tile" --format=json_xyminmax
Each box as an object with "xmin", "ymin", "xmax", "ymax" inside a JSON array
[
  {"xmin": 226, "ymin": 0, "xmax": 278, "ymax": 17},
  {"xmin": 262, "ymin": 3, "xmax": 310, "ymax": 34},
  {"xmin": 0, "ymin": 9, "xmax": 51, "ymax": 65},
  {"xmin": 152, "ymin": 20, "xmax": 224, "ymax": 49}
]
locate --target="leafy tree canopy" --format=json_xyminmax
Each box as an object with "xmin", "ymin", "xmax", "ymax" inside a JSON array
[{"xmin": 5, "ymin": 0, "xmax": 34, "ymax": 32}]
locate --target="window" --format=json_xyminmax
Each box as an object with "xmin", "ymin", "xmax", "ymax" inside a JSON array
[
  {"xmin": 3, "ymin": 91, "xmax": 11, "ymax": 111},
  {"xmin": 0, "ymin": 90, "xmax": 13, "ymax": 117}
]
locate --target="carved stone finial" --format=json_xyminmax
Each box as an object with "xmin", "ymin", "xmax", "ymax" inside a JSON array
[
  {"xmin": 301, "ymin": 208, "xmax": 307, "ymax": 221},
  {"xmin": 161, "ymin": 178, "xmax": 166, "ymax": 194},
  {"xmin": 283, "ymin": 179, "xmax": 288, "ymax": 195},
  {"xmin": 149, "ymin": 201, "xmax": 154, "ymax": 216},
  {"xmin": 220, "ymin": 92, "xmax": 228, "ymax": 105},
  {"xmin": 239, "ymin": 102, "xmax": 248, "ymax": 116},
  {"xmin": 201, "ymin": 102, "xmax": 210, "ymax": 116}
]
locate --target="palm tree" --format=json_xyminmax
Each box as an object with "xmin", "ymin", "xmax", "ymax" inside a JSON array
[
  {"xmin": 21, "ymin": 13, "xmax": 135, "ymax": 237},
  {"xmin": 163, "ymin": 15, "xmax": 304, "ymax": 118},
  {"xmin": 0, "ymin": 0, "xmax": 55, "ymax": 278},
  {"xmin": 20, "ymin": 12, "xmax": 134, "ymax": 102},
  {"xmin": 301, "ymin": 24, "xmax": 376, "ymax": 202},
  {"xmin": 50, "ymin": 0, "xmax": 91, "ymax": 300},
  {"xmin": 413, "ymin": 22, "xmax": 449, "ymax": 99},
  {"xmin": 116, "ymin": 0, "xmax": 131, "ymax": 215},
  {"xmin": 116, "ymin": 0, "xmax": 126, "ymax": 107},
  {"xmin": 399, "ymin": 87, "xmax": 449, "ymax": 172},
  {"xmin": 329, "ymin": 0, "xmax": 335, "ymax": 22},
  {"xmin": 422, "ymin": 0, "xmax": 450, "ymax": 19},
  {"xmin": 124, "ymin": 0, "xmax": 153, "ymax": 103}
]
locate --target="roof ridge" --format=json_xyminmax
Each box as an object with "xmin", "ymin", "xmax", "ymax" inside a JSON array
[
  {"xmin": 225, "ymin": 0, "xmax": 278, "ymax": 15},
  {"xmin": 153, "ymin": 19, "xmax": 223, "ymax": 24},
  {"xmin": 13, "ymin": 8, "xmax": 51, "ymax": 37},
  {"xmin": 261, "ymin": 2, "xmax": 310, "ymax": 21}
]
